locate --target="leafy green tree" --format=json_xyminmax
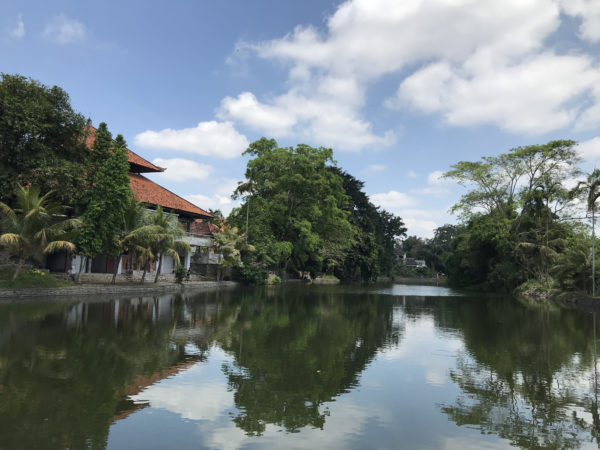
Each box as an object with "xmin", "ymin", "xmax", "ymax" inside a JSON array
[
  {"xmin": 230, "ymin": 138, "xmax": 354, "ymax": 277},
  {"xmin": 76, "ymin": 124, "xmax": 133, "ymax": 272},
  {"xmin": 442, "ymin": 140, "xmax": 580, "ymax": 291},
  {"xmin": 0, "ymin": 74, "xmax": 90, "ymax": 208},
  {"xmin": 571, "ymin": 169, "xmax": 600, "ymax": 296},
  {"xmin": 111, "ymin": 197, "xmax": 145, "ymax": 284},
  {"xmin": 0, "ymin": 185, "xmax": 80, "ymax": 280},
  {"xmin": 147, "ymin": 206, "xmax": 191, "ymax": 283},
  {"xmin": 212, "ymin": 226, "xmax": 255, "ymax": 281}
]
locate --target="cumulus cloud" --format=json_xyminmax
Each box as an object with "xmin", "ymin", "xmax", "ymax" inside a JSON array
[
  {"xmin": 228, "ymin": 0, "xmax": 600, "ymax": 139},
  {"xmin": 218, "ymin": 87, "xmax": 394, "ymax": 151},
  {"xmin": 370, "ymin": 190, "xmax": 417, "ymax": 211},
  {"xmin": 577, "ymin": 137, "xmax": 600, "ymax": 162},
  {"xmin": 151, "ymin": 158, "xmax": 214, "ymax": 182},
  {"xmin": 134, "ymin": 121, "xmax": 248, "ymax": 159},
  {"xmin": 370, "ymin": 189, "xmax": 454, "ymax": 237},
  {"xmin": 42, "ymin": 14, "xmax": 86, "ymax": 44},
  {"xmin": 393, "ymin": 53, "xmax": 600, "ymax": 134},
  {"xmin": 8, "ymin": 14, "xmax": 25, "ymax": 39},
  {"xmin": 561, "ymin": 0, "xmax": 600, "ymax": 42},
  {"xmin": 185, "ymin": 193, "xmax": 239, "ymax": 216},
  {"xmin": 412, "ymin": 170, "xmax": 455, "ymax": 195}
]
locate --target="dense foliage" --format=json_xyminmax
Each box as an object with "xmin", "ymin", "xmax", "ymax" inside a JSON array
[
  {"xmin": 407, "ymin": 140, "xmax": 600, "ymax": 294},
  {"xmin": 0, "ymin": 185, "xmax": 80, "ymax": 280},
  {"xmin": 229, "ymin": 138, "xmax": 405, "ymax": 280},
  {"xmin": 0, "ymin": 74, "xmax": 90, "ymax": 208},
  {"xmin": 76, "ymin": 123, "xmax": 133, "ymax": 264}
]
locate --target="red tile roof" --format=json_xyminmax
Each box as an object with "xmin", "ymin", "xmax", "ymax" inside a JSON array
[
  {"xmin": 129, "ymin": 173, "xmax": 211, "ymax": 218},
  {"xmin": 84, "ymin": 124, "xmax": 164, "ymax": 173},
  {"xmin": 190, "ymin": 219, "xmax": 219, "ymax": 235}
]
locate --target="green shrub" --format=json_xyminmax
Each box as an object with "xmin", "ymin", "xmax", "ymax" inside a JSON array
[
  {"xmin": 238, "ymin": 261, "xmax": 268, "ymax": 285},
  {"xmin": 174, "ymin": 264, "xmax": 187, "ymax": 284}
]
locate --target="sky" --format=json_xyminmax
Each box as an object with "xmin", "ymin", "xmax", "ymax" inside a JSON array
[{"xmin": 2, "ymin": 0, "xmax": 600, "ymax": 238}]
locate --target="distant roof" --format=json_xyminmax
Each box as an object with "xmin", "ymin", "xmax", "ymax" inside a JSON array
[
  {"xmin": 84, "ymin": 124, "xmax": 164, "ymax": 173},
  {"xmin": 129, "ymin": 173, "xmax": 212, "ymax": 218},
  {"xmin": 190, "ymin": 219, "xmax": 219, "ymax": 235}
]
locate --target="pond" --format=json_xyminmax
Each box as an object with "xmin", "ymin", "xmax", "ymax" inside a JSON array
[{"xmin": 1, "ymin": 284, "xmax": 599, "ymax": 449}]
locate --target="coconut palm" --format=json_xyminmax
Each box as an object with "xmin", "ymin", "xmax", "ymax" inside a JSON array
[
  {"xmin": 213, "ymin": 226, "xmax": 255, "ymax": 281},
  {"xmin": 572, "ymin": 169, "xmax": 600, "ymax": 296},
  {"xmin": 123, "ymin": 206, "xmax": 190, "ymax": 283},
  {"xmin": 0, "ymin": 185, "xmax": 80, "ymax": 280},
  {"xmin": 111, "ymin": 197, "xmax": 145, "ymax": 284}
]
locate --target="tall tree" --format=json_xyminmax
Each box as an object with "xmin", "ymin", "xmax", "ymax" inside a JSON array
[
  {"xmin": 148, "ymin": 206, "xmax": 191, "ymax": 283},
  {"xmin": 231, "ymin": 138, "xmax": 354, "ymax": 277},
  {"xmin": 331, "ymin": 168, "xmax": 406, "ymax": 281},
  {"xmin": 571, "ymin": 169, "xmax": 600, "ymax": 296},
  {"xmin": 0, "ymin": 74, "xmax": 90, "ymax": 208},
  {"xmin": 0, "ymin": 185, "xmax": 80, "ymax": 280},
  {"xmin": 76, "ymin": 124, "xmax": 133, "ymax": 271}
]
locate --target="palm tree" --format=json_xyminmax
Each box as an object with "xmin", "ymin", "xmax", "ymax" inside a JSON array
[
  {"xmin": 123, "ymin": 206, "xmax": 190, "ymax": 283},
  {"xmin": 572, "ymin": 169, "xmax": 600, "ymax": 296},
  {"xmin": 150, "ymin": 206, "xmax": 191, "ymax": 283},
  {"xmin": 213, "ymin": 226, "xmax": 255, "ymax": 281},
  {"xmin": 111, "ymin": 197, "xmax": 145, "ymax": 284},
  {"xmin": 0, "ymin": 185, "xmax": 80, "ymax": 281}
]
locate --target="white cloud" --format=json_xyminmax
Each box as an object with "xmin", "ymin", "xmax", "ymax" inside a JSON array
[
  {"xmin": 218, "ymin": 88, "xmax": 394, "ymax": 151},
  {"xmin": 407, "ymin": 170, "xmax": 417, "ymax": 178},
  {"xmin": 413, "ymin": 170, "xmax": 454, "ymax": 196},
  {"xmin": 370, "ymin": 190, "xmax": 417, "ymax": 210},
  {"xmin": 254, "ymin": 0, "xmax": 560, "ymax": 79},
  {"xmin": 561, "ymin": 0, "xmax": 600, "ymax": 42},
  {"xmin": 8, "ymin": 14, "xmax": 24, "ymax": 39},
  {"xmin": 577, "ymin": 137, "xmax": 600, "ymax": 162},
  {"xmin": 369, "ymin": 188, "xmax": 454, "ymax": 237},
  {"xmin": 42, "ymin": 14, "xmax": 86, "ymax": 44},
  {"xmin": 365, "ymin": 164, "xmax": 387, "ymax": 173},
  {"xmin": 185, "ymin": 193, "xmax": 239, "ymax": 217},
  {"xmin": 130, "ymin": 380, "xmax": 233, "ymax": 422},
  {"xmin": 393, "ymin": 53, "xmax": 600, "ymax": 134},
  {"xmin": 229, "ymin": 0, "xmax": 600, "ymax": 139},
  {"xmin": 151, "ymin": 158, "xmax": 214, "ymax": 182},
  {"xmin": 134, "ymin": 121, "xmax": 248, "ymax": 159}
]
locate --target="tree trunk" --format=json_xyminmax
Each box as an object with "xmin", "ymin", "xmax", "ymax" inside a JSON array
[
  {"xmin": 12, "ymin": 256, "xmax": 24, "ymax": 281},
  {"xmin": 111, "ymin": 254, "xmax": 121, "ymax": 284},
  {"xmin": 141, "ymin": 267, "xmax": 147, "ymax": 284},
  {"xmin": 154, "ymin": 254, "xmax": 162, "ymax": 283},
  {"xmin": 593, "ymin": 208, "xmax": 596, "ymax": 297},
  {"xmin": 76, "ymin": 255, "xmax": 87, "ymax": 283}
]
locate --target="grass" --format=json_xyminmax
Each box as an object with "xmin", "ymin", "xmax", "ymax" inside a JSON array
[{"xmin": 0, "ymin": 265, "xmax": 72, "ymax": 289}]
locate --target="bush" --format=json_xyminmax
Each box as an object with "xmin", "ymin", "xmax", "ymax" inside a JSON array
[
  {"xmin": 238, "ymin": 261, "xmax": 268, "ymax": 285},
  {"xmin": 268, "ymin": 274, "xmax": 281, "ymax": 285},
  {"xmin": 174, "ymin": 264, "xmax": 187, "ymax": 284},
  {"xmin": 0, "ymin": 265, "xmax": 71, "ymax": 289}
]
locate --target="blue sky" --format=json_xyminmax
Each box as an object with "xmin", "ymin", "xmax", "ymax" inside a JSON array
[{"xmin": 2, "ymin": 0, "xmax": 600, "ymax": 237}]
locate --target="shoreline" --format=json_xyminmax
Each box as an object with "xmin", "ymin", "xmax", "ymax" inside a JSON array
[{"xmin": 0, "ymin": 280, "xmax": 238, "ymax": 300}]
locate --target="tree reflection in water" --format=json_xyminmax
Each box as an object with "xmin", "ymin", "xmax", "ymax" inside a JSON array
[
  {"xmin": 211, "ymin": 287, "xmax": 403, "ymax": 436},
  {"xmin": 436, "ymin": 297, "xmax": 600, "ymax": 448}
]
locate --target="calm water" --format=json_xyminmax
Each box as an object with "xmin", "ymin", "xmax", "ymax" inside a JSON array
[{"xmin": 1, "ymin": 284, "xmax": 600, "ymax": 449}]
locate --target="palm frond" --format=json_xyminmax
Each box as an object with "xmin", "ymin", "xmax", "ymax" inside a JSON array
[{"xmin": 44, "ymin": 241, "xmax": 76, "ymax": 254}]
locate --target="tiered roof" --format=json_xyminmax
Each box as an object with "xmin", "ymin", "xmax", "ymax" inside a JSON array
[
  {"xmin": 84, "ymin": 123, "xmax": 211, "ymax": 219},
  {"xmin": 129, "ymin": 173, "xmax": 211, "ymax": 219},
  {"xmin": 84, "ymin": 124, "xmax": 164, "ymax": 173}
]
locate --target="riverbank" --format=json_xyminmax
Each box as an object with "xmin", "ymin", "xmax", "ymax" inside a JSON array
[
  {"xmin": 514, "ymin": 281, "xmax": 600, "ymax": 312},
  {"xmin": 392, "ymin": 276, "xmax": 448, "ymax": 286},
  {"xmin": 0, "ymin": 280, "xmax": 238, "ymax": 300}
]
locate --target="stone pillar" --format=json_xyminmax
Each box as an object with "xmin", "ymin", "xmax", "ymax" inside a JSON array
[{"xmin": 185, "ymin": 250, "xmax": 192, "ymax": 270}]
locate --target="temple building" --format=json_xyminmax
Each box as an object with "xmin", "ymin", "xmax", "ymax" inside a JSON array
[{"xmin": 52, "ymin": 123, "xmax": 217, "ymax": 278}]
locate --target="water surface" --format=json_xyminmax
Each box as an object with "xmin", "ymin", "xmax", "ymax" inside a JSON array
[{"xmin": 1, "ymin": 284, "xmax": 599, "ymax": 449}]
